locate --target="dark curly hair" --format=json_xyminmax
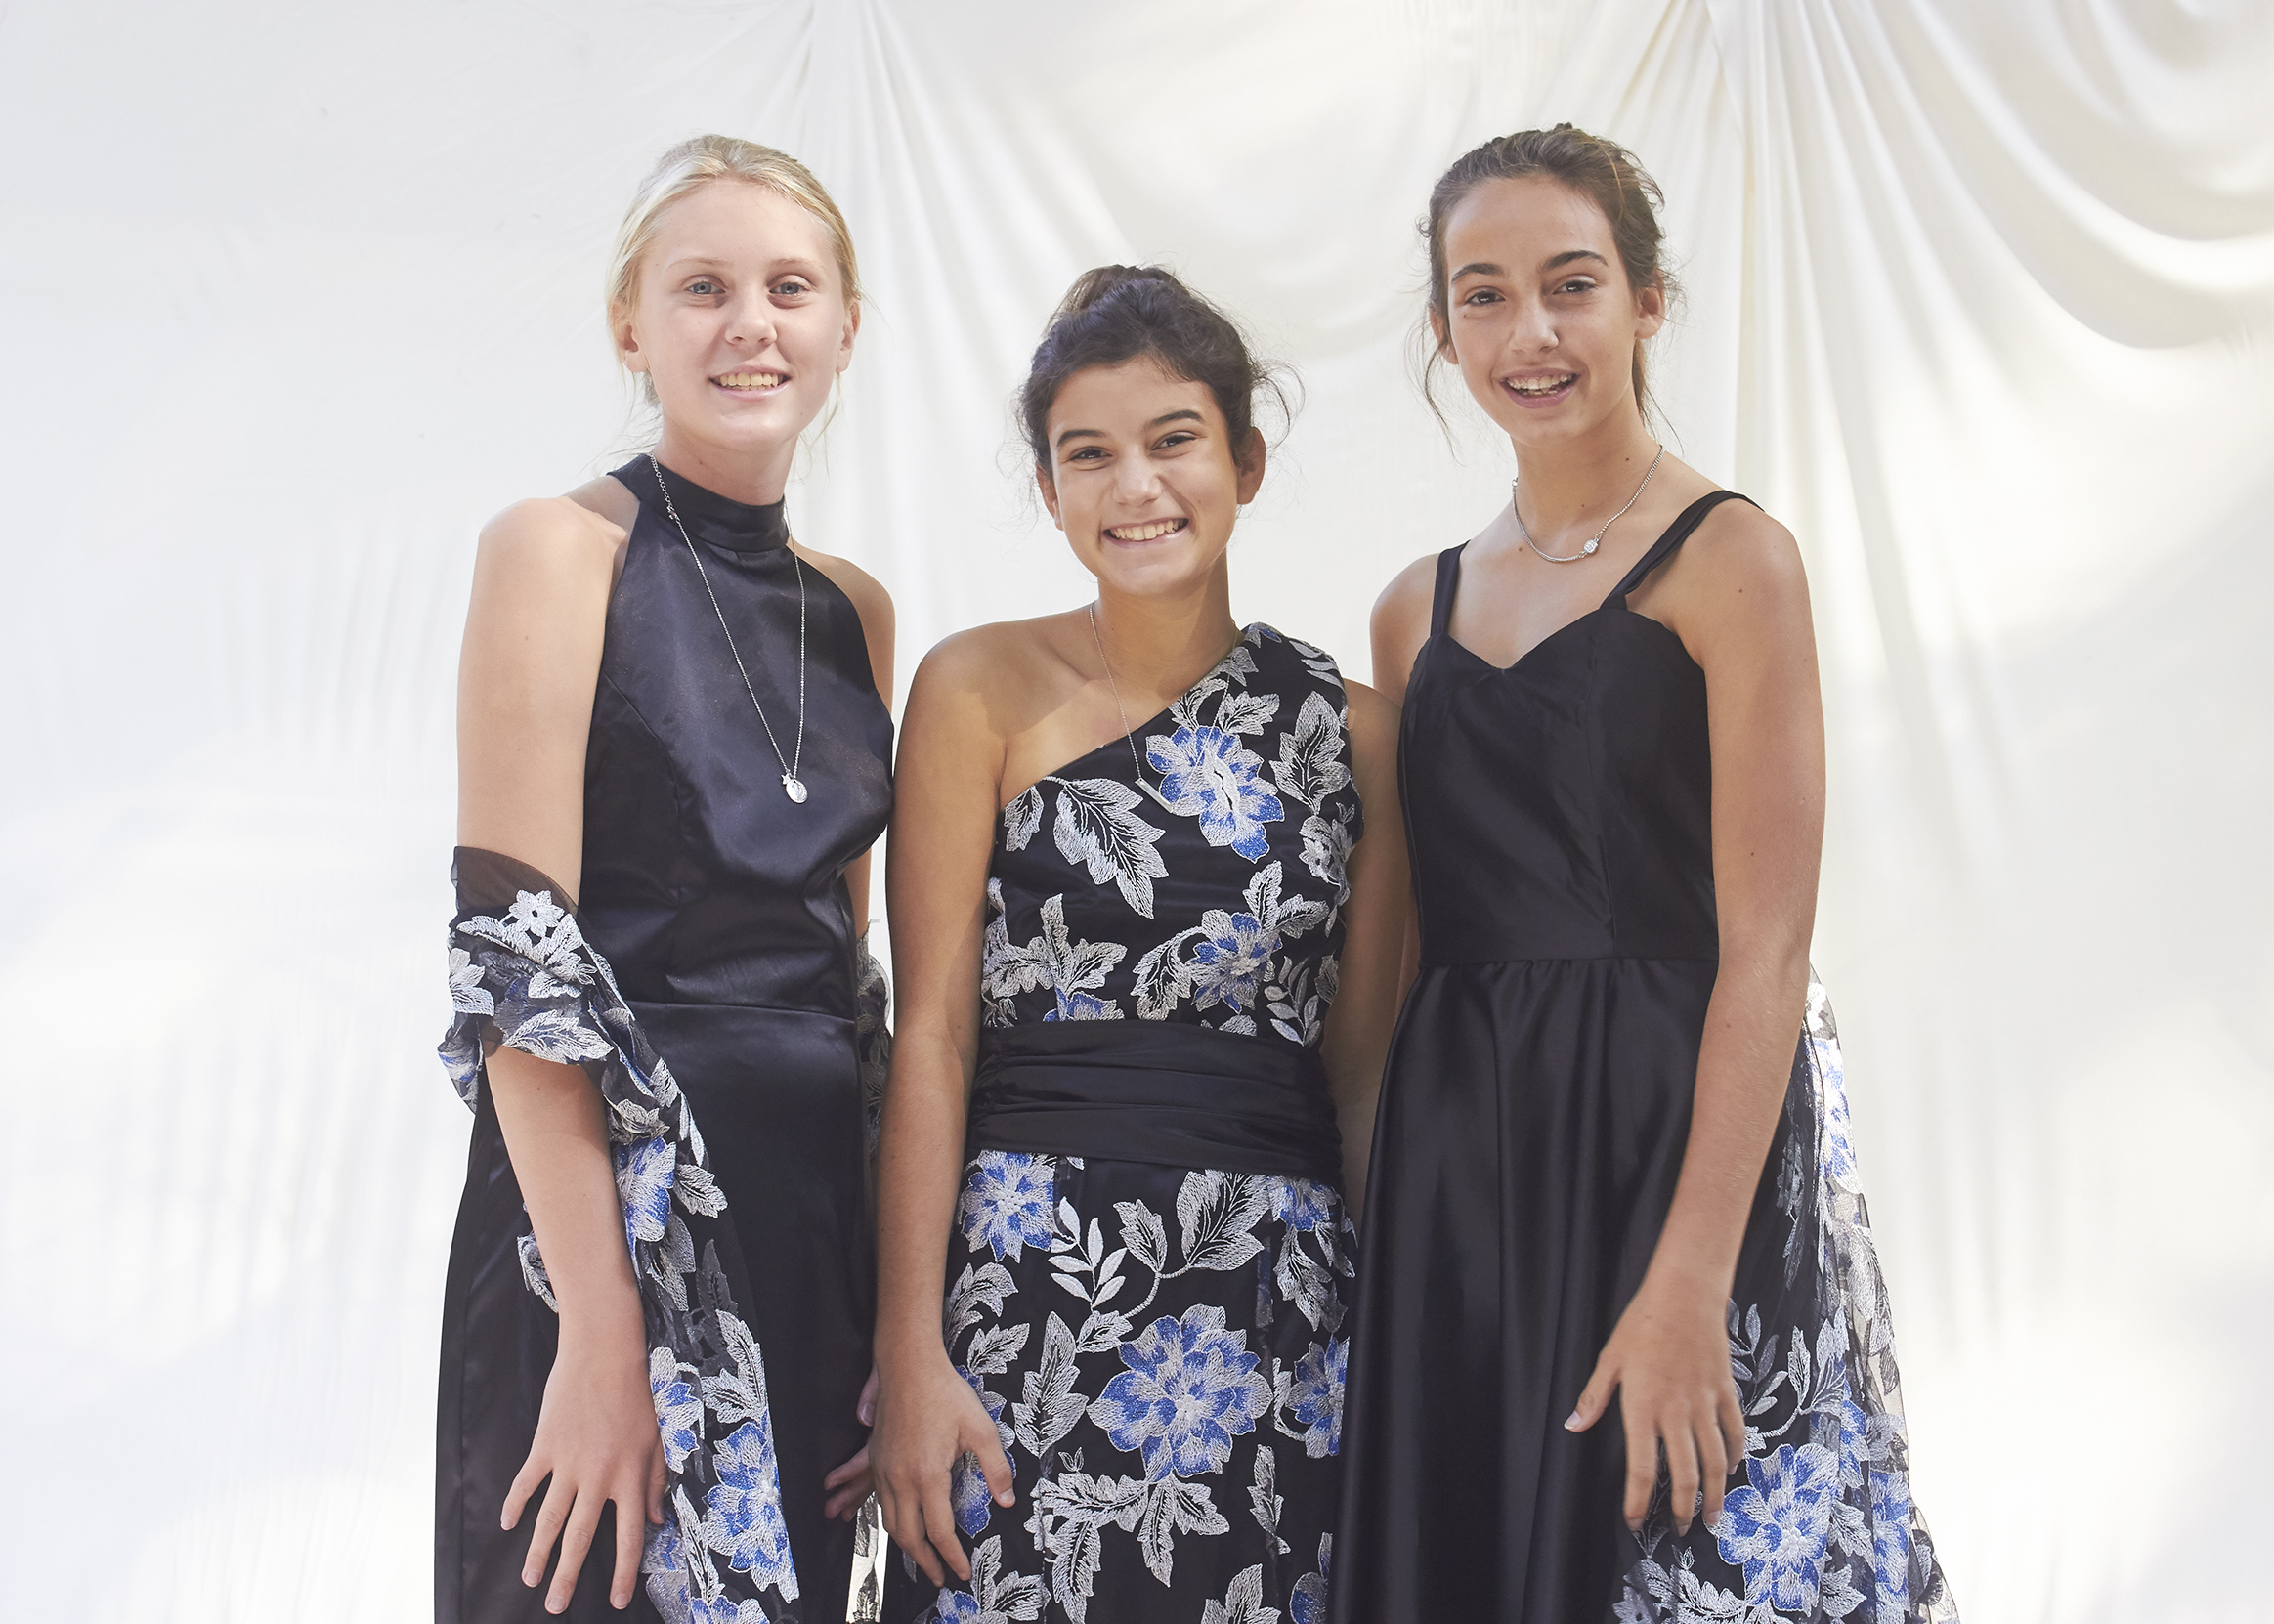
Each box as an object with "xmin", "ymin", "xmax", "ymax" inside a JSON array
[{"xmin": 1019, "ymin": 265, "xmax": 1286, "ymax": 472}]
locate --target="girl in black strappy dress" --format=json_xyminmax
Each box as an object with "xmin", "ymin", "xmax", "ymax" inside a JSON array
[{"xmin": 1334, "ymin": 128, "xmax": 1957, "ymax": 1624}]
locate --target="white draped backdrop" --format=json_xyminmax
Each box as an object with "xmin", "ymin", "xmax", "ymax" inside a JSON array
[{"xmin": 3, "ymin": 2, "xmax": 2269, "ymax": 1618}]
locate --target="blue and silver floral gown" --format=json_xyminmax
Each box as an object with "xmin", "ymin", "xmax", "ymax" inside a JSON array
[{"xmin": 899, "ymin": 625, "xmax": 1362, "ymax": 1624}]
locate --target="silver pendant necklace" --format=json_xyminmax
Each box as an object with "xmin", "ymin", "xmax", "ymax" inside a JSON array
[
  {"xmin": 1513, "ymin": 443, "xmax": 1665, "ymax": 563},
  {"xmin": 651, "ymin": 454, "xmax": 809, "ymax": 803}
]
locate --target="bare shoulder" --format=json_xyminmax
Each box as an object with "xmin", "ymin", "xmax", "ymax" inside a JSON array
[
  {"xmin": 1676, "ymin": 497, "xmax": 1807, "ymax": 599},
  {"xmin": 1643, "ymin": 497, "xmax": 1813, "ymax": 665},
  {"xmin": 905, "ymin": 617, "xmax": 1067, "ymax": 720},
  {"xmin": 476, "ymin": 490, "xmax": 626, "ymax": 589},
  {"xmin": 1371, "ymin": 550, "xmax": 1442, "ymax": 633},
  {"xmin": 794, "ymin": 542, "xmax": 895, "ymax": 631}
]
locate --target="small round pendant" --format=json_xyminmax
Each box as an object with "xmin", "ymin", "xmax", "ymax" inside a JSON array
[{"xmin": 782, "ymin": 774, "xmax": 808, "ymax": 804}]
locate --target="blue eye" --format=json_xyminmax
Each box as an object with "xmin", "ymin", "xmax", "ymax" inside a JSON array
[
  {"xmin": 687, "ymin": 278, "xmax": 721, "ymax": 296},
  {"xmin": 773, "ymin": 279, "xmax": 812, "ymax": 297}
]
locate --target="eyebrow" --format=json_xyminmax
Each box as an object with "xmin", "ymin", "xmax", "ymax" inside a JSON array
[
  {"xmin": 1053, "ymin": 408, "xmax": 1205, "ymax": 449},
  {"xmin": 660, "ymin": 253, "xmax": 827, "ymax": 276},
  {"xmin": 1450, "ymin": 249, "xmax": 1609, "ymax": 280}
]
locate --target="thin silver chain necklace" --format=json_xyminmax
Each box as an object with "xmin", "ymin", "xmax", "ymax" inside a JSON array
[
  {"xmin": 1513, "ymin": 443, "xmax": 1665, "ymax": 563},
  {"xmin": 1087, "ymin": 602, "xmax": 1177, "ymax": 810},
  {"xmin": 1088, "ymin": 601, "xmax": 1149, "ymax": 785},
  {"xmin": 650, "ymin": 454, "xmax": 809, "ymax": 804}
]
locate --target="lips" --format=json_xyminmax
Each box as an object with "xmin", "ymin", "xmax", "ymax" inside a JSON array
[{"xmin": 1103, "ymin": 518, "xmax": 1188, "ymax": 542}]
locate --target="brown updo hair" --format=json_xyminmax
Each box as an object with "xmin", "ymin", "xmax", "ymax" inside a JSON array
[
  {"xmin": 1019, "ymin": 266, "xmax": 1286, "ymax": 473},
  {"xmin": 1420, "ymin": 124, "xmax": 1678, "ymax": 424}
]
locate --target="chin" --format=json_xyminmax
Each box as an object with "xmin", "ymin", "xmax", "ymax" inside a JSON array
[{"xmin": 1093, "ymin": 547, "xmax": 1217, "ymax": 600}]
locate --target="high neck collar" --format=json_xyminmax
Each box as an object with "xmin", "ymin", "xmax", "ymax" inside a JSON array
[{"xmin": 618, "ymin": 455, "xmax": 790, "ymax": 555}]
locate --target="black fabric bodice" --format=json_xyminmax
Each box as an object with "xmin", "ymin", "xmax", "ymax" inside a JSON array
[
  {"xmin": 980, "ymin": 624, "xmax": 1362, "ymax": 1042},
  {"xmin": 581, "ymin": 457, "xmax": 893, "ymax": 1012},
  {"xmin": 1400, "ymin": 493, "xmax": 1745, "ymax": 967},
  {"xmin": 966, "ymin": 625, "xmax": 1362, "ymax": 1185}
]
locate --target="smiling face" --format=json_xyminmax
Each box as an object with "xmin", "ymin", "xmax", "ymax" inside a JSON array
[
  {"xmin": 1437, "ymin": 174, "xmax": 1664, "ymax": 451},
  {"xmin": 1038, "ymin": 356, "xmax": 1265, "ymax": 600},
  {"xmin": 616, "ymin": 180, "xmax": 858, "ymax": 484}
]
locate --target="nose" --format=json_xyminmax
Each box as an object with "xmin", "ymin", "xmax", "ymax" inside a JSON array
[
  {"xmin": 1111, "ymin": 452, "xmax": 1164, "ymax": 505},
  {"xmin": 1509, "ymin": 292, "xmax": 1558, "ymax": 356},
  {"xmin": 723, "ymin": 288, "xmax": 778, "ymax": 350}
]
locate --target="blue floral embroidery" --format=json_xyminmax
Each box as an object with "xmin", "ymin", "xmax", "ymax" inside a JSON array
[
  {"xmin": 1715, "ymin": 1442, "xmax": 1840, "ymax": 1612},
  {"xmin": 442, "ymin": 850, "xmax": 797, "ymax": 1622},
  {"xmin": 617, "ymin": 1133, "xmax": 677, "ymax": 1250},
  {"xmin": 982, "ymin": 627, "xmax": 1357, "ymax": 1045},
  {"xmin": 1149, "ymin": 724, "xmax": 1285, "ymax": 861},
  {"xmin": 953, "ymin": 631, "xmax": 1358, "ymax": 1622},
  {"xmin": 651, "ymin": 1350, "xmax": 704, "ymax": 1473},
  {"xmin": 1614, "ymin": 988, "xmax": 1954, "ymax": 1622},
  {"xmin": 702, "ymin": 1417, "xmax": 796, "ymax": 1590},
  {"xmin": 960, "ymin": 1150, "xmax": 1058, "ymax": 1261},
  {"xmin": 1291, "ymin": 1534, "xmax": 1331, "ymax": 1624},
  {"xmin": 1283, "ymin": 1337, "xmax": 1346, "ymax": 1459},
  {"xmin": 1270, "ymin": 1176, "xmax": 1337, "ymax": 1233},
  {"xmin": 1091, "ymin": 1303, "xmax": 1274, "ymax": 1479},
  {"xmin": 1189, "ymin": 907, "xmax": 1277, "ymax": 1014},
  {"xmin": 1870, "ymin": 1468, "xmax": 1914, "ymax": 1607}
]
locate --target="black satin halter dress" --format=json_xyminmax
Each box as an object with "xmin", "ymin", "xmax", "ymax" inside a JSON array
[
  {"xmin": 1334, "ymin": 493, "xmax": 1957, "ymax": 1622},
  {"xmin": 438, "ymin": 459, "xmax": 893, "ymax": 1623}
]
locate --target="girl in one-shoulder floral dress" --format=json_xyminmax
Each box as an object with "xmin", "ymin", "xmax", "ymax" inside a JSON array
[{"xmin": 871, "ymin": 268, "xmax": 1409, "ymax": 1624}]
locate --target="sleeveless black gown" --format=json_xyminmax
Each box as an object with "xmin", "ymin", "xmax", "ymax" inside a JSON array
[
  {"xmin": 438, "ymin": 458, "xmax": 893, "ymax": 1623},
  {"xmin": 1333, "ymin": 493, "xmax": 1956, "ymax": 1623}
]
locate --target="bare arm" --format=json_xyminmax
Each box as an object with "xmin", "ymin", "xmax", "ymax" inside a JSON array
[
  {"xmin": 800, "ymin": 544, "xmax": 895, "ymax": 1518},
  {"xmin": 1317, "ymin": 680, "xmax": 1413, "ymax": 1221},
  {"xmin": 1567, "ymin": 506, "xmax": 1825, "ymax": 1537},
  {"xmin": 1370, "ymin": 557, "xmax": 1436, "ymax": 996},
  {"xmin": 870, "ymin": 635, "xmax": 1017, "ymax": 1586},
  {"xmin": 457, "ymin": 497, "xmax": 661, "ymax": 1612},
  {"xmin": 798, "ymin": 542, "xmax": 896, "ymax": 929}
]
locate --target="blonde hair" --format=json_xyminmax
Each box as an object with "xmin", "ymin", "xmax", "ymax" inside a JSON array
[{"xmin": 605, "ymin": 134, "xmax": 863, "ymax": 404}]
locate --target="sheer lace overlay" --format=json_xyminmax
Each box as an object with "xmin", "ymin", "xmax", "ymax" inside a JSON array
[{"xmin": 440, "ymin": 845, "xmax": 804, "ymax": 1623}]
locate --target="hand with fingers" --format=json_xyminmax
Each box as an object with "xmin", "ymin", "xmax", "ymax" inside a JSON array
[
  {"xmin": 501, "ymin": 1317, "xmax": 665, "ymax": 1614},
  {"xmin": 823, "ymin": 1366, "xmax": 882, "ymax": 1521},
  {"xmin": 1566, "ymin": 1271, "xmax": 1747, "ymax": 1540},
  {"xmin": 870, "ymin": 1355, "xmax": 1015, "ymax": 1587}
]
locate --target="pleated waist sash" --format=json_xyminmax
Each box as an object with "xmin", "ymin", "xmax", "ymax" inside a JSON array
[{"xmin": 967, "ymin": 1021, "xmax": 1344, "ymax": 1188}]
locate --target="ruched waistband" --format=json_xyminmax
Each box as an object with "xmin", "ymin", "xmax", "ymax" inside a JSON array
[{"xmin": 968, "ymin": 1022, "xmax": 1343, "ymax": 1188}]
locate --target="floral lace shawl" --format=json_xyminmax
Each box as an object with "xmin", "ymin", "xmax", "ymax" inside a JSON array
[
  {"xmin": 440, "ymin": 845, "xmax": 802, "ymax": 1624},
  {"xmin": 1616, "ymin": 981, "xmax": 1959, "ymax": 1623}
]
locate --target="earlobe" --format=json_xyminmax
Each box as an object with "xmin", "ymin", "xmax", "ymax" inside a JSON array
[
  {"xmin": 1635, "ymin": 284, "xmax": 1668, "ymax": 340},
  {"xmin": 1035, "ymin": 465, "xmax": 1062, "ymax": 530},
  {"xmin": 1430, "ymin": 307, "xmax": 1455, "ymax": 363},
  {"xmin": 1234, "ymin": 427, "xmax": 1267, "ymax": 505}
]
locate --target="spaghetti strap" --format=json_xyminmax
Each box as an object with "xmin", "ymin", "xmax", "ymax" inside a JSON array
[
  {"xmin": 1601, "ymin": 490, "xmax": 1758, "ymax": 608},
  {"xmin": 1429, "ymin": 544, "xmax": 1467, "ymax": 640}
]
